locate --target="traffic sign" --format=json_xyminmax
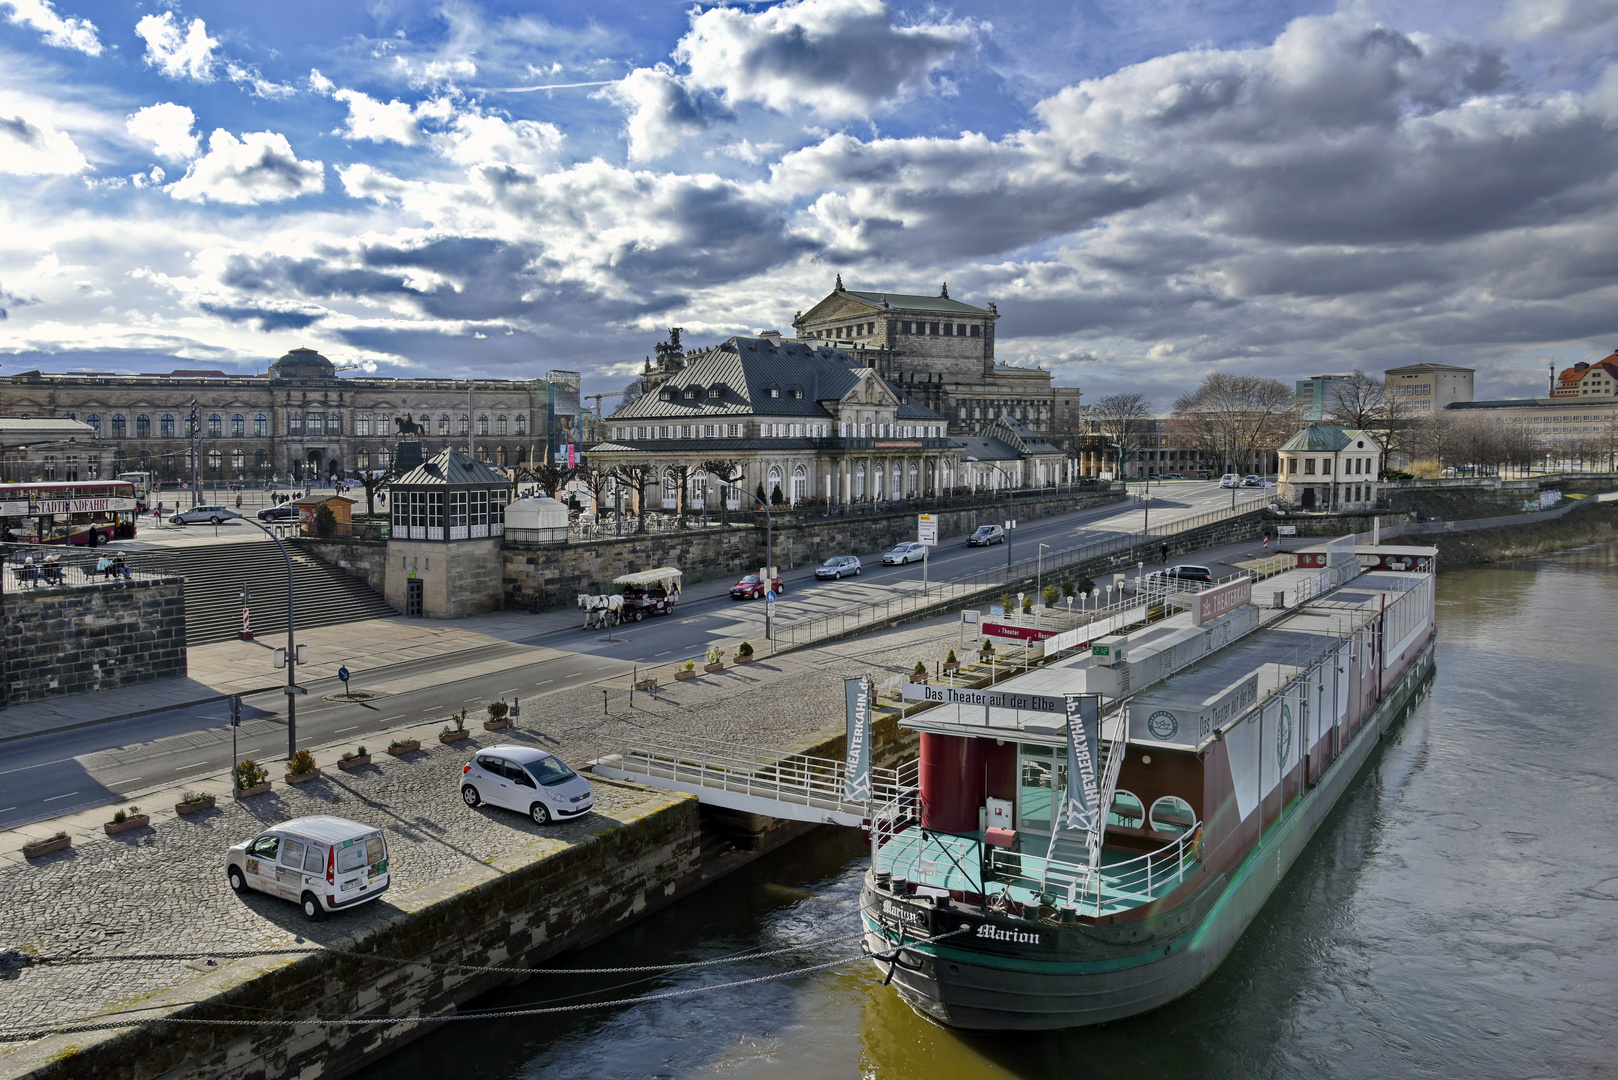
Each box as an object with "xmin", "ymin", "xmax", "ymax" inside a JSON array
[
  {"xmin": 765, "ymin": 590, "xmax": 776, "ymax": 603},
  {"xmin": 338, "ymin": 666, "xmax": 350, "ymax": 683},
  {"xmin": 917, "ymin": 513, "xmax": 937, "ymax": 546}
]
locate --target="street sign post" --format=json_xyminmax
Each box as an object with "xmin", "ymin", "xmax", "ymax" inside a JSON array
[
  {"xmin": 338, "ymin": 665, "xmax": 350, "ymax": 698},
  {"xmin": 918, "ymin": 513, "xmax": 937, "ymax": 598}
]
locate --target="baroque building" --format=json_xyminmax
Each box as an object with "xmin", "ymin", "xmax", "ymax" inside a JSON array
[{"xmin": 0, "ymin": 349, "xmax": 576, "ymax": 483}]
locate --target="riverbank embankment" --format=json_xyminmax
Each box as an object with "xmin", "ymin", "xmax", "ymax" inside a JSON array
[{"xmin": 1431, "ymin": 497, "xmax": 1618, "ymax": 570}]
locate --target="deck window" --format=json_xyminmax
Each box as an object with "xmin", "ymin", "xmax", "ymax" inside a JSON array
[
  {"xmin": 1148, "ymin": 795, "xmax": 1196, "ymax": 836},
  {"xmin": 1109, "ymin": 790, "xmax": 1145, "ymax": 829}
]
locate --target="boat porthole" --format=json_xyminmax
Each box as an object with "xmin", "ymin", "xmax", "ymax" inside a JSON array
[{"xmin": 949, "ymin": 964, "xmax": 960, "ymax": 975}]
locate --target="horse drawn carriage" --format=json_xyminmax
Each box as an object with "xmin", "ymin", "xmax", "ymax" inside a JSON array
[{"xmin": 577, "ymin": 566, "xmax": 682, "ymax": 629}]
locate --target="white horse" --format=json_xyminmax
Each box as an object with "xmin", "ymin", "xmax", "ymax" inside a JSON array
[{"xmin": 576, "ymin": 592, "xmax": 623, "ymax": 628}]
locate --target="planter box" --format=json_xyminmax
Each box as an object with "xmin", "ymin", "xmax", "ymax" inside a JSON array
[
  {"xmin": 633, "ymin": 679, "xmax": 658, "ymax": 691},
  {"xmin": 942, "ymin": 663, "xmax": 960, "ymax": 674},
  {"xmin": 236, "ymin": 782, "xmax": 272, "ymax": 798},
  {"xmin": 175, "ymin": 795, "xmax": 216, "ymax": 815},
  {"xmin": 337, "ymin": 754, "xmax": 371, "ymax": 771},
  {"xmin": 22, "ymin": 834, "xmax": 71, "ymax": 859},
  {"xmin": 439, "ymin": 729, "xmax": 471, "ymax": 743},
  {"xmin": 674, "ymin": 670, "xmax": 697, "ymax": 682},
  {"xmin": 734, "ymin": 655, "xmax": 755, "ymax": 665},
  {"xmin": 285, "ymin": 768, "xmax": 322, "ymax": 785},
  {"xmin": 387, "ymin": 741, "xmax": 420, "ymax": 756},
  {"xmin": 979, "ymin": 653, "xmax": 995, "ymax": 662},
  {"xmin": 482, "ymin": 719, "xmax": 511, "ymax": 731},
  {"xmin": 908, "ymin": 674, "xmax": 927, "ymax": 684},
  {"xmin": 104, "ymin": 814, "xmax": 151, "ymax": 836},
  {"xmin": 703, "ymin": 663, "xmax": 724, "ymax": 673}
]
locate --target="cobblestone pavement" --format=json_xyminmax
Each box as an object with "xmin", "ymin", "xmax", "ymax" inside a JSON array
[{"xmin": 0, "ymin": 614, "xmax": 963, "ymax": 1041}]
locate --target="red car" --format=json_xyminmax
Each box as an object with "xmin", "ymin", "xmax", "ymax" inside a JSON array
[{"xmin": 730, "ymin": 573, "xmax": 784, "ymax": 600}]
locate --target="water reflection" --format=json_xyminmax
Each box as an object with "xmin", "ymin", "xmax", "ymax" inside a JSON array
[{"xmin": 361, "ymin": 545, "xmax": 1618, "ymax": 1080}]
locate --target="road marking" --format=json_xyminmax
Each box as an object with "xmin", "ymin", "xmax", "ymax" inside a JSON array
[
  {"xmin": 335, "ymin": 725, "xmax": 359, "ymax": 733},
  {"xmin": 43, "ymin": 791, "xmax": 79, "ymax": 802},
  {"xmin": 120, "ymin": 777, "xmax": 143, "ymax": 784},
  {"xmin": 0, "ymin": 756, "xmax": 75, "ymax": 777},
  {"xmin": 382, "ymin": 715, "xmax": 404, "ymax": 722},
  {"xmin": 536, "ymin": 679, "xmax": 553, "ymax": 685},
  {"xmin": 175, "ymin": 762, "xmax": 207, "ymax": 772},
  {"xmin": 654, "ymin": 650, "xmax": 672, "ymax": 657}
]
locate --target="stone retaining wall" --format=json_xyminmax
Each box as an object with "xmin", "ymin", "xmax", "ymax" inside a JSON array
[
  {"xmin": 3, "ymin": 577, "xmax": 187, "ymax": 706},
  {"xmin": 290, "ymin": 538, "xmax": 387, "ymax": 593},
  {"xmin": 504, "ymin": 489, "xmax": 1124, "ymax": 612}
]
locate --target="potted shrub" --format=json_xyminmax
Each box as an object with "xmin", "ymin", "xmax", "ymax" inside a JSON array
[
  {"xmin": 483, "ymin": 700, "xmax": 511, "ymax": 731},
  {"xmin": 999, "ymin": 592, "xmax": 1013, "ymax": 614},
  {"xmin": 1021, "ymin": 593, "xmax": 1034, "ymax": 614},
  {"xmin": 440, "ymin": 708, "xmax": 471, "ymax": 743},
  {"xmin": 175, "ymin": 791, "xmax": 216, "ymax": 815},
  {"xmin": 23, "ymin": 831, "xmax": 71, "ymax": 859},
  {"xmin": 1043, "ymin": 584, "xmax": 1060, "ymax": 607},
  {"xmin": 104, "ymin": 805, "xmax": 149, "ymax": 835},
  {"xmin": 235, "ymin": 759, "xmax": 271, "ymax": 797},
  {"xmin": 674, "ymin": 659, "xmax": 698, "ymax": 682},
  {"xmin": 909, "ymin": 660, "xmax": 928, "ymax": 684},
  {"xmin": 979, "ymin": 637, "xmax": 996, "ymax": 661},
  {"xmin": 942, "ymin": 649, "xmax": 960, "ymax": 674},
  {"xmin": 734, "ymin": 641, "xmax": 755, "ymax": 664},
  {"xmin": 285, "ymin": 749, "xmax": 321, "ymax": 784},
  {"xmin": 387, "ymin": 737, "xmax": 420, "ymax": 756},
  {"xmin": 703, "ymin": 645, "xmax": 724, "ymax": 674},
  {"xmin": 1078, "ymin": 576, "xmax": 1096, "ymax": 601},
  {"xmin": 338, "ymin": 746, "xmax": 371, "ymax": 771}
]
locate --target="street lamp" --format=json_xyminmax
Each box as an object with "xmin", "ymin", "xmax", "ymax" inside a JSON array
[
  {"xmin": 245, "ymin": 516, "xmax": 303, "ymax": 760},
  {"xmin": 719, "ymin": 480, "xmax": 774, "ymax": 640},
  {"xmin": 964, "ymin": 456, "xmax": 1016, "ymax": 569},
  {"xmin": 1142, "ymin": 493, "xmax": 1151, "ymax": 536},
  {"xmin": 1037, "ymin": 542, "xmax": 1049, "ymax": 603}
]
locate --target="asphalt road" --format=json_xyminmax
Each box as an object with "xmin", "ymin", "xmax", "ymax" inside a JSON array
[{"xmin": 0, "ymin": 480, "xmax": 1262, "ymax": 829}]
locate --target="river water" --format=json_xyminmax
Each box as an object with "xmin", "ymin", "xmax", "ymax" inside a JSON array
[{"xmin": 358, "ymin": 545, "xmax": 1618, "ymax": 1080}]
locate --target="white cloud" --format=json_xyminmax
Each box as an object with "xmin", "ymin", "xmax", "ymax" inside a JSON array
[
  {"xmin": 333, "ymin": 88, "xmax": 431, "ymax": 145},
  {"xmin": 1498, "ymin": 0, "xmax": 1618, "ymax": 40},
  {"xmin": 165, "ymin": 129, "xmax": 324, "ymax": 204},
  {"xmin": 603, "ymin": 65, "xmax": 706, "ymax": 162},
  {"xmin": 135, "ymin": 12, "xmax": 219, "ymax": 82},
  {"xmin": 0, "ymin": 110, "xmax": 87, "ymax": 174},
  {"xmin": 1, "ymin": 0, "xmax": 100, "ymax": 55},
  {"xmin": 308, "ymin": 68, "xmax": 335, "ymax": 95},
  {"xmin": 675, "ymin": 0, "xmax": 975, "ymax": 117},
  {"xmin": 431, "ymin": 113, "xmax": 563, "ymax": 169},
  {"xmin": 224, "ymin": 63, "xmax": 296, "ymax": 100},
  {"xmin": 126, "ymin": 102, "xmax": 198, "ymax": 162}
]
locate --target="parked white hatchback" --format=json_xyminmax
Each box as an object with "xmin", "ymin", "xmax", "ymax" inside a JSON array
[
  {"xmin": 461, "ymin": 745, "xmax": 595, "ymax": 824},
  {"xmin": 226, "ymin": 816, "xmax": 390, "ymax": 921}
]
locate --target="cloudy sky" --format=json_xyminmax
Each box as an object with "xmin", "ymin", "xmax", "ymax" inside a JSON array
[{"xmin": 3, "ymin": 0, "xmax": 1618, "ymax": 408}]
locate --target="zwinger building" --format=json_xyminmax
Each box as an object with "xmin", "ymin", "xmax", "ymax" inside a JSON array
[{"xmin": 0, "ymin": 349, "xmax": 578, "ymax": 484}]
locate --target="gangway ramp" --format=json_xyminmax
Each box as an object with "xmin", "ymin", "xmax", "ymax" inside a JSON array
[{"xmin": 591, "ymin": 731, "xmax": 900, "ymax": 827}]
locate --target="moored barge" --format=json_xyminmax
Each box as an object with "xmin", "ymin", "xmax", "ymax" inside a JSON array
[{"xmin": 861, "ymin": 538, "xmax": 1438, "ymax": 1029}]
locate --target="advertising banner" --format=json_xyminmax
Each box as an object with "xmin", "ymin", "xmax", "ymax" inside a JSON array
[
  {"xmin": 1061, "ymin": 695, "xmax": 1101, "ymax": 833},
  {"xmin": 843, "ymin": 677, "xmax": 871, "ymax": 801}
]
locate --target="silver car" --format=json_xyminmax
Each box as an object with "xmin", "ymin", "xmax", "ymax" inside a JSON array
[
  {"xmin": 460, "ymin": 745, "xmax": 595, "ymax": 824},
  {"xmin": 170, "ymin": 504, "xmax": 241, "ymax": 525},
  {"xmin": 226, "ymin": 815, "xmax": 390, "ymax": 921},
  {"xmin": 882, "ymin": 542, "xmax": 926, "ymax": 565}
]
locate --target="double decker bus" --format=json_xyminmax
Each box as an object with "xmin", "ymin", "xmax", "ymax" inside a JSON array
[{"xmin": 0, "ymin": 480, "xmax": 140, "ymax": 546}]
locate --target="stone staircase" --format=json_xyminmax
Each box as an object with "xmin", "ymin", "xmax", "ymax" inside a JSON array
[{"xmin": 143, "ymin": 540, "xmax": 396, "ymax": 646}]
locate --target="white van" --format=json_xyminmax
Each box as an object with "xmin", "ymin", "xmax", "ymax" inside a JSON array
[
  {"xmin": 1219, "ymin": 473, "xmax": 1240, "ymax": 488},
  {"xmin": 226, "ymin": 816, "xmax": 390, "ymax": 920}
]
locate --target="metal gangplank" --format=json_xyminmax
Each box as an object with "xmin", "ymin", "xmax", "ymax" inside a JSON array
[{"xmin": 591, "ymin": 730, "xmax": 900, "ymax": 827}]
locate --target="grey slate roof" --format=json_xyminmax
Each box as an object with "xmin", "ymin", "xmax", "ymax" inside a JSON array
[
  {"xmin": 0, "ymin": 417, "xmax": 96, "ymax": 447},
  {"xmin": 1279, "ymin": 424, "xmax": 1356, "ymax": 453},
  {"xmin": 608, "ymin": 336, "xmax": 945, "ymax": 423},
  {"xmin": 980, "ymin": 415, "xmax": 1062, "ymax": 456},
  {"xmin": 394, "ymin": 447, "xmax": 506, "ymax": 487},
  {"xmin": 952, "ymin": 436, "xmax": 1022, "ymax": 462},
  {"xmin": 839, "ymin": 290, "xmax": 991, "ymax": 316}
]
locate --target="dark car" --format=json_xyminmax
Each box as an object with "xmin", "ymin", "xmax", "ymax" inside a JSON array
[
  {"xmin": 815, "ymin": 556, "xmax": 861, "ymax": 579},
  {"xmin": 730, "ymin": 573, "xmax": 784, "ymax": 600},
  {"xmin": 967, "ymin": 524, "xmax": 1005, "ymax": 546},
  {"xmin": 257, "ymin": 504, "xmax": 299, "ymax": 522}
]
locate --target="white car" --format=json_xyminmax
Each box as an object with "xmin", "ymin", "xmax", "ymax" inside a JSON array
[
  {"xmin": 461, "ymin": 745, "xmax": 595, "ymax": 824},
  {"xmin": 1219, "ymin": 474, "xmax": 1240, "ymax": 488},
  {"xmin": 226, "ymin": 816, "xmax": 390, "ymax": 921},
  {"xmin": 882, "ymin": 542, "xmax": 926, "ymax": 565},
  {"xmin": 170, "ymin": 504, "xmax": 241, "ymax": 525}
]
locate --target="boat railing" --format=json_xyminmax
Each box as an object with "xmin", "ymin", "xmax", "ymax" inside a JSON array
[{"xmin": 988, "ymin": 822, "xmax": 1203, "ymax": 917}]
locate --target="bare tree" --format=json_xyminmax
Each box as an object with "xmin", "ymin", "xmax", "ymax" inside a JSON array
[
  {"xmin": 618, "ymin": 378, "xmax": 644, "ymax": 408},
  {"xmin": 1173, "ymin": 374, "xmax": 1298, "ymax": 476},
  {"xmin": 1326, "ymin": 369, "xmax": 1415, "ymax": 463},
  {"xmin": 521, "ymin": 462, "xmax": 573, "ymax": 500},
  {"xmin": 1088, "ymin": 392, "xmax": 1153, "ymax": 481},
  {"xmin": 576, "ymin": 465, "xmax": 611, "ymax": 516},
  {"xmin": 605, "ymin": 461, "xmax": 653, "ymax": 532},
  {"xmin": 700, "ymin": 458, "xmax": 744, "ymax": 525},
  {"xmin": 354, "ymin": 463, "xmax": 396, "ymax": 518}
]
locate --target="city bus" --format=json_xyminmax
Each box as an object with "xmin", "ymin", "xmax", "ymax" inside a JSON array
[
  {"xmin": 0, "ymin": 480, "xmax": 140, "ymax": 545},
  {"xmin": 116, "ymin": 471, "xmax": 156, "ymax": 511}
]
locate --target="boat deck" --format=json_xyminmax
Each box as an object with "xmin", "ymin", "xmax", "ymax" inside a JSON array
[{"xmin": 874, "ymin": 827, "xmax": 1200, "ymax": 916}]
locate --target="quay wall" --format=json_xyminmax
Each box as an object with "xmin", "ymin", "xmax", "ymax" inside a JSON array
[
  {"xmin": 290, "ymin": 537, "xmax": 387, "ymax": 594},
  {"xmin": 2, "ymin": 577, "xmax": 187, "ymax": 707}
]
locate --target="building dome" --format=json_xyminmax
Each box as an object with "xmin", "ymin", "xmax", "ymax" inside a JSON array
[{"xmin": 268, "ymin": 347, "xmax": 336, "ymax": 382}]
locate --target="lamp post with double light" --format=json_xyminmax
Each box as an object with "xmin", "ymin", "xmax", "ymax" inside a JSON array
[{"xmin": 964, "ymin": 456, "xmax": 1016, "ymax": 570}]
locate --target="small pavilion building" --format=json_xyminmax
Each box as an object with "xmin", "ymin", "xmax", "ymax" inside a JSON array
[{"xmin": 385, "ymin": 447, "xmax": 509, "ymax": 617}]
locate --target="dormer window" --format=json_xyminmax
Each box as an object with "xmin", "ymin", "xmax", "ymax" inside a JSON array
[
  {"xmin": 683, "ymin": 388, "xmax": 699, "ymax": 400},
  {"xmin": 790, "ymin": 388, "xmax": 804, "ymax": 400},
  {"xmin": 660, "ymin": 389, "xmax": 676, "ymax": 402},
  {"xmin": 767, "ymin": 387, "xmax": 781, "ymax": 399},
  {"xmin": 707, "ymin": 385, "xmax": 724, "ymax": 399}
]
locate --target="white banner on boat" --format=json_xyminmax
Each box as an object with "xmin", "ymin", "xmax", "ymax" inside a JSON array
[
  {"xmin": 1061, "ymin": 695, "xmax": 1101, "ymax": 833},
  {"xmin": 843, "ymin": 677, "xmax": 871, "ymax": 802}
]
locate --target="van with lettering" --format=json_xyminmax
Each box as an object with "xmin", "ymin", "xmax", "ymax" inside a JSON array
[{"xmin": 226, "ymin": 816, "xmax": 390, "ymax": 921}]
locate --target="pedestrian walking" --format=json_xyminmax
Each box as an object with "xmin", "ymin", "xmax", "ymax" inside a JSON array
[{"xmin": 1159, "ymin": 541, "xmax": 1169, "ymax": 564}]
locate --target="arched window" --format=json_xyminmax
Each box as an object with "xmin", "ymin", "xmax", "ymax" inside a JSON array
[
  {"xmin": 357, "ymin": 449, "xmax": 370, "ymax": 470},
  {"xmin": 907, "ymin": 462, "xmax": 919, "ymax": 497},
  {"xmin": 111, "ymin": 448, "xmax": 126, "ymax": 472},
  {"xmin": 254, "ymin": 448, "xmax": 268, "ymax": 469},
  {"xmin": 497, "ymin": 446, "xmax": 508, "ymax": 466},
  {"xmin": 136, "ymin": 414, "xmax": 151, "ymax": 438},
  {"xmin": 254, "ymin": 413, "xmax": 267, "ymax": 436},
  {"xmin": 207, "ymin": 414, "xmax": 222, "ymax": 437},
  {"xmin": 230, "ymin": 414, "xmax": 244, "ymax": 437},
  {"xmin": 477, "ymin": 414, "xmax": 489, "ymax": 436},
  {"xmin": 1148, "ymin": 796, "xmax": 1197, "ymax": 836},
  {"xmin": 854, "ymin": 463, "xmax": 866, "ymax": 500},
  {"xmin": 111, "ymin": 414, "xmax": 126, "ymax": 438},
  {"xmin": 458, "ymin": 414, "xmax": 470, "ymax": 436},
  {"xmin": 1109, "ymin": 790, "xmax": 1145, "ymax": 829},
  {"xmin": 515, "ymin": 414, "xmax": 526, "ymax": 435},
  {"xmin": 792, "ymin": 465, "xmax": 806, "ymax": 504},
  {"xmin": 231, "ymin": 449, "xmax": 244, "ymax": 471},
  {"xmin": 326, "ymin": 413, "xmax": 341, "ymax": 436},
  {"xmin": 662, "ymin": 468, "xmax": 679, "ymax": 509},
  {"xmin": 86, "ymin": 414, "xmax": 101, "ymax": 434},
  {"xmin": 306, "ymin": 413, "xmax": 322, "ymax": 436},
  {"xmin": 438, "ymin": 414, "xmax": 450, "ymax": 435},
  {"xmin": 289, "ymin": 413, "xmax": 303, "ymax": 435},
  {"xmin": 496, "ymin": 415, "xmax": 508, "ymax": 435},
  {"xmin": 159, "ymin": 414, "xmax": 174, "ymax": 438},
  {"xmin": 206, "ymin": 448, "xmax": 222, "ymax": 472},
  {"xmin": 767, "ymin": 466, "xmax": 783, "ymax": 505}
]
